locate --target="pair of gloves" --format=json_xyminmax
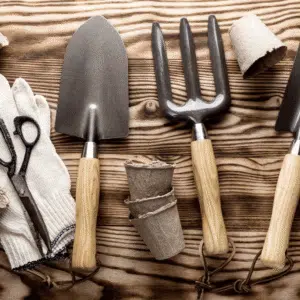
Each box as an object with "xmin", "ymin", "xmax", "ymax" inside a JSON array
[{"xmin": 0, "ymin": 75, "xmax": 75, "ymax": 269}]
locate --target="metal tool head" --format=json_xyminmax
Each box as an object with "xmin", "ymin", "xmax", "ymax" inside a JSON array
[
  {"xmin": 56, "ymin": 16, "xmax": 129, "ymax": 141},
  {"xmin": 151, "ymin": 16, "xmax": 230, "ymax": 124},
  {"xmin": 275, "ymin": 44, "xmax": 300, "ymax": 133}
]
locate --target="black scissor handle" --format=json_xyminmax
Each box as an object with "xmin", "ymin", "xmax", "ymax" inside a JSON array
[
  {"xmin": 13, "ymin": 116, "xmax": 41, "ymax": 176},
  {"xmin": 0, "ymin": 118, "xmax": 17, "ymax": 177},
  {"xmin": 14, "ymin": 116, "xmax": 41, "ymax": 148}
]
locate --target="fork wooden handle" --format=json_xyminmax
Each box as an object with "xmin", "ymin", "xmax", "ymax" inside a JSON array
[
  {"xmin": 191, "ymin": 139, "xmax": 229, "ymax": 255},
  {"xmin": 261, "ymin": 154, "xmax": 300, "ymax": 269},
  {"xmin": 72, "ymin": 157, "xmax": 100, "ymax": 271}
]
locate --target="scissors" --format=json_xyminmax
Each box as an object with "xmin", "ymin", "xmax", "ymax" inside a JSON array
[{"xmin": 0, "ymin": 116, "xmax": 51, "ymax": 253}]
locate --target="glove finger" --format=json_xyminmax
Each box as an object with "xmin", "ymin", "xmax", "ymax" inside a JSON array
[
  {"xmin": 35, "ymin": 95, "xmax": 51, "ymax": 137},
  {"xmin": 0, "ymin": 74, "xmax": 18, "ymax": 118},
  {"xmin": 12, "ymin": 78, "xmax": 43, "ymax": 145},
  {"xmin": 12, "ymin": 78, "xmax": 39, "ymax": 119},
  {"xmin": 0, "ymin": 75, "xmax": 20, "ymax": 162}
]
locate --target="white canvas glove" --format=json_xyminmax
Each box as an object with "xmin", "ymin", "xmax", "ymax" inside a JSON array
[{"xmin": 0, "ymin": 75, "xmax": 75, "ymax": 269}]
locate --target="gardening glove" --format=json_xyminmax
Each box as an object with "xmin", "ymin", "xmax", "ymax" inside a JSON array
[
  {"xmin": 0, "ymin": 75, "xmax": 75, "ymax": 269},
  {"xmin": 0, "ymin": 190, "xmax": 9, "ymax": 211}
]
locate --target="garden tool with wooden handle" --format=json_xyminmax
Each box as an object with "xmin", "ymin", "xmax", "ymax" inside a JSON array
[
  {"xmin": 152, "ymin": 16, "xmax": 230, "ymax": 255},
  {"xmin": 261, "ymin": 43, "xmax": 300, "ymax": 270},
  {"xmin": 55, "ymin": 16, "xmax": 129, "ymax": 271}
]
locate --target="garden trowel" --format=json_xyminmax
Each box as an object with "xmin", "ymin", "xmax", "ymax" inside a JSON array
[
  {"xmin": 261, "ymin": 43, "xmax": 300, "ymax": 269},
  {"xmin": 55, "ymin": 16, "xmax": 128, "ymax": 271}
]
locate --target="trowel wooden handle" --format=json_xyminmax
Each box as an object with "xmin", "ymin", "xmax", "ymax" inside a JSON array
[
  {"xmin": 261, "ymin": 154, "xmax": 300, "ymax": 269},
  {"xmin": 72, "ymin": 157, "xmax": 100, "ymax": 271},
  {"xmin": 191, "ymin": 139, "xmax": 228, "ymax": 255}
]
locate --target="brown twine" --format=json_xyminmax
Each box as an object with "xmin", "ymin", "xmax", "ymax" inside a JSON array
[
  {"xmin": 20, "ymin": 255, "xmax": 101, "ymax": 291},
  {"xmin": 14, "ymin": 240, "xmax": 294, "ymax": 297},
  {"xmin": 195, "ymin": 239, "xmax": 294, "ymax": 300},
  {"xmin": 196, "ymin": 238, "xmax": 236, "ymax": 300}
]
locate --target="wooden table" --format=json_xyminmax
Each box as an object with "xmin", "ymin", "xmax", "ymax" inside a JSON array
[{"xmin": 0, "ymin": 1, "xmax": 300, "ymax": 299}]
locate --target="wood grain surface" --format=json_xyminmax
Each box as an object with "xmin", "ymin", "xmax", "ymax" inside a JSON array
[
  {"xmin": 1, "ymin": 0, "xmax": 300, "ymax": 299},
  {"xmin": 1, "ymin": 228, "xmax": 300, "ymax": 299}
]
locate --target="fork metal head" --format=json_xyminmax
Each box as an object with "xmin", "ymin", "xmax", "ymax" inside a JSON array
[{"xmin": 152, "ymin": 16, "xmax": 230, "ymax": 126}]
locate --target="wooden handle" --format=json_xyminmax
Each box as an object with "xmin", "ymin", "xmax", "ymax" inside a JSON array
[
  {"xmin": 72, "ymin": 157, "xmax": 100, "ymax": 271},
  {"xmin": 261, "ymin": 154, "xmax": 300, "ymax": 269},
  {"xmin": 191, "ymin": 139, "xmax": 228, "ymax": 255}
]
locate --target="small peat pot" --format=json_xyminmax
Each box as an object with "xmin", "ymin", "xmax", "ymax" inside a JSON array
[
  {"xmin": 130, "ymin": 199, "xmax": 185, "ymax": 260},
  {"xmin": 125, "ymin": 160, "xmax": 175, "ymax": 200},
  {"xmin": 229, "ymin": 13, "xmax": 287, "ymax": 78}
]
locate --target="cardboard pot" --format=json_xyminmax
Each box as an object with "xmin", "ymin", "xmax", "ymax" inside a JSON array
[
  {"xmin": 130, "ymin": 199, "xmax": 185, "ymax": 260},
  {"xmin": 229, "ymin": 13, "xmax": 287, "ymax": 78},
  {"xmin": 125, "ymin": 160, "xmax": 174, "ymax": 200}
]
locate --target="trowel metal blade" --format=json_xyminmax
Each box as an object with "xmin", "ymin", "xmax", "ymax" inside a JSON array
[
  {"xmin": 55, "ymin": 16, "xmax": 129, "ymax": 141},
  {"xmin": 276, "ymin": 44, "xmax": 300, "ymax": 133}
]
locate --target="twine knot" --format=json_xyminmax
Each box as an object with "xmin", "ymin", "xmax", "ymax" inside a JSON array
[
  {"xmin": 195, "ymin": 279, "xmax": 214, "ymax": 291},
  {"xmin": 194, "ymin": 240, "xmax": 294, "ymax": 299},
  {"xmin": 233, "ymin": 279, "xmax": 251, "ymax": 294},
  {"xmin": 42, "ymin": 274, "xmax": 53, "ymax": 288}
]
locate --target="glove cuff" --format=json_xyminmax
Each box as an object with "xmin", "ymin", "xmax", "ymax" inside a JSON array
[
  {"xmin": 0, "ymin": 228, "xmax": 42, "ymax": 269},
  {"xmin": 37, "ymin": 191, "xmax": 75, "ymax": 241},
  {"xmin": 37, "ymin": 190, "xmax": 75, "ymax": 254},
  {"xmin": 0, "ymin": 191, "xmax": 75, "ymax": 269}
]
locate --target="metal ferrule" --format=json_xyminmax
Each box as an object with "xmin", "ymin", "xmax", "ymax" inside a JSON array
[
  {"xmin": 82, "ymin": 141, "xmax": 98, "ymax": 158},
  {"xmin": 192, "ymin": 123, "xmax": 208, "ymax": 141},
  {"xmin": 290, "ymin": 130, "xmax": 300, "ymax": 155}
]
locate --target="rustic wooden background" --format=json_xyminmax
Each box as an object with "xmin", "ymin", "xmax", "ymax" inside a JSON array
[{"xmin": 1, "ymin": 0, "xmax": 300, "ymax": 299}]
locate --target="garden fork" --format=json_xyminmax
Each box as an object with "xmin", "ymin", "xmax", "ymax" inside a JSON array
[{"xmin": 152, "ymin": 16, "xmax": 230, "ymax": 254}]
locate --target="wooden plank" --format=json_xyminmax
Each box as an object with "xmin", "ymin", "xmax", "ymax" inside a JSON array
[
  {"xmin": 0, "ymin": 0, "xmax": 300, "ymax": 298},
  {"xmin": 1, "ymin": 227, "xmax": 300, "ymax": 299},
  {"xmin": 57, "ymin": 152, "xmax": 300, "ymax": 230},
  {"xmin": 0, "ymin": 0, "xmax": 299, "ymax": 59},
  {"xmin": 0, "ymin": 58, "xmax": 294, "ymax": 157}
]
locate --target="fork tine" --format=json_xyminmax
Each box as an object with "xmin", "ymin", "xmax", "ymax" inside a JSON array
[
  {"xmin": 180, "ymin": 18, "xmax": 201, "ymax": 101},
  {"xmin": 152, "ymin": 23, "xmax": 173, "ymax": 115},
  {"xmin": 207, "ymin": 15, "xmax": 230, "ymax": 101}
]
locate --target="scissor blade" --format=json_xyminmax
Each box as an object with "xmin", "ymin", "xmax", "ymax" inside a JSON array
[{"xmin": 11, "ymin": 175, "xmax": 51, "ymax": 252}]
